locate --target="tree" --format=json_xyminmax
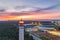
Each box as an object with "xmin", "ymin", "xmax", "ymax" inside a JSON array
[{"xmin": 53, "ymin": 21, "xmax": 60, "ymax": 30}]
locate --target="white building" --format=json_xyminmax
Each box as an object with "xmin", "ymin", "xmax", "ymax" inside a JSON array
[{"xmin": 19, "ymin": 19, "xmax": 24, "ymax": 40}]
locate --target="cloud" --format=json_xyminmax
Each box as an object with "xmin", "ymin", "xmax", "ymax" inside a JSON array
[
  {"xmin": 41, "ymin": 4, "xmax": 60, "ymax": 10},
  {"xmin": 0, "ymin": 2, "xmax": 5, "ymax": 6},
  {"xmin": 0, "ymin": 10, "xmax": 60, "ymax": 20},
  {"xmin": 0, "ymin": 4, "xmax": 59, "ymax": 14},
  {"xmin": 5, "ymin": 7, "xmax": 39, "ymax": 13},
  {"xmin": 0, "ymin": 2, "xmax": 8, "ymax": 8},
  {"xmin": 0, "ymin": 0, "xmax": 60, "ymax": 13}
]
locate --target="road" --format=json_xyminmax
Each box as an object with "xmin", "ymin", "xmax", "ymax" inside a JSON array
[
  {"xmin": 29, "ymin": 32, "xmax": 42, "ymax": 40},
  {"xmin": 25, "ymin": 25, "xmax": 60, "ymax": 40},
  {"xmin": 34, "ymin": 31, "xmax": 60, "ymax": 40},
  {"xmin": 47, "ymin": 30, "xmax": 60, "ymax": 36}
]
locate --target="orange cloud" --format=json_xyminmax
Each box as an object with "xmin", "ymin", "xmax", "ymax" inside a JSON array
[{"xmin": 0, "ymin": 11, "xmax": 60, "ymax": 20}]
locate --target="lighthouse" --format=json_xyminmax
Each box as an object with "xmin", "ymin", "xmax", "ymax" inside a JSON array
[{"xmin": 19, "ymin": 19, "xmax": 24, "ymax": 40}]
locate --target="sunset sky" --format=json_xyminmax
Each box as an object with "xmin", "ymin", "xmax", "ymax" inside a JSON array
[{"xmin": 0, "ymin": 0, "xmax": 60, "ymax": 21}]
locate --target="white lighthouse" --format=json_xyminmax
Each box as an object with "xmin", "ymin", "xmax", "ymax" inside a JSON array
[{"xmin": 19, "ymin": 19, "xmax": 24, "ymax": 40}]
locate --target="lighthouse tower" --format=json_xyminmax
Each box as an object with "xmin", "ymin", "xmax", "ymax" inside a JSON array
[{"xmin": 19, "ymin": 19, "xmax": 24, "ymax": 40}]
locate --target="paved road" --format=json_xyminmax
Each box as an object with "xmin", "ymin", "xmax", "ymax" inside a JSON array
[
  {"xmin": 35, "ymin": 31, "xmax": 60, "ymax": 40},
  {"xmin": 29, "ymin": 32, "xmax": 42, "ymax": 40},
  {"xmin": 47, "ymin": 30, "xmax": 60, "ymax": 36}
]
